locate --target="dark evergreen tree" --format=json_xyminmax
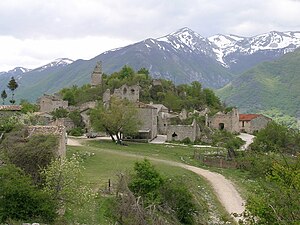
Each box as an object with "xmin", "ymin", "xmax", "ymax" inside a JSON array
[
  {"xmin": 1, "ymin": 90, "xmax": 7, "ymax": 105},
  {"xmin": 7, "ymin": 77, "xmax": 18, "ymax": 105}
]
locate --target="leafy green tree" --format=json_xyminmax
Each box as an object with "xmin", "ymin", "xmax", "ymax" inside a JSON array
[
  {"xmin": 163, "ymin": 91, "xmax": 182, "ymax": 111},
  {"xmin": 137, "ymin": 67, "xmax": 149, "ymax": 77},
  {"xmin": 0, "ymin": 164, "xmax": 57, "ymax": 223},
  {"xmin": 20, "ymin": 99, "xmax": 39, "ymax": 113},
  {"xmin": 129, "ymin": 159, "xmax": 164, "ymax": 204},
  {"xmin": 119, "ymin": 65, "xmax": 134, "ymax": 79},
  {"xmin": 161, "ymin": 180, "xmax": 197, "ymax": 224},
  {"xmin": 90, "ymin": 97, "xmax": 140, "ymax": 143},
  {"xmin": 68, "ymin": 110, "xmax": 84, "ymax": 128},
  {"xmin": 0, "ymin": 116, "xmax": 20, "ymax": 133},
  {"xmin": 51, "ymin": 108, "xmax": 69, "ymax": 119},
  {"xmin": 41, "ymin": 156, "xmax": 97, "ymax": 223},
  {"xmin": 1, "ymin": 90, "xmax": 7, "ymax": 105},
  {"xmin": 1, "ymin": 131, "xmax": 58, "ymax": 183},
  {"xmin": 7, "ymin": 77, "xmax": 18, "ymax": 105},
  {"xmin": 241, "ymin": 155, "xmax": 300, "ymax": 224},
  {"xmin": 127, "ymin": 159, "xmax": 197, "ymax": 224},
  {"xmin": 250, "ymin": 121, "xmax": 300, "ymax": 154}
]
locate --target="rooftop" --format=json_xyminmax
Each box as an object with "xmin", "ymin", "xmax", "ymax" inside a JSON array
[
  {"xmin": 239, "ymin": 114, "xmax": 260, "ymax": 121},
  {"xmin": 0, "ymin": 105, "xmax": 22, "ymax": 111}
]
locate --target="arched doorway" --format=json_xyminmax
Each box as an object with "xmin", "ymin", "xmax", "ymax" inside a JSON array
[{"xmin": 219, "ymin": 123, "xmax": 225, "ymax": 130}]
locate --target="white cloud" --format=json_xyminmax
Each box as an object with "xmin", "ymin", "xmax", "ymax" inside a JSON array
[
  {"xmin": 0, "ymin": 0, "xmax": 300, "ymax": 70},
  {"xmin": 0, "ymin": 35, "xmax": 132, "ymax": 71}
]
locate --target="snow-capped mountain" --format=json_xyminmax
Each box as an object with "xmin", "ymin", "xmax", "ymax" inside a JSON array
[
  {"xmin": 157, "ymin": 27, "xmax": 215, "ymax": 57},
  {"xmin": 34, "ymin": 58, "xmax": 74, "ymax": 72},
  {"xmin": 2, "ymin": 27, "xmax": 300, "ymax": 102},
  {"xmin": 208, "ymin": 31, "xmax": 300, "ymax": 71}
]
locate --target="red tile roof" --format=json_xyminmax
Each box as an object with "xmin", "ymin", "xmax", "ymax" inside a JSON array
[{"xmin": 239, "ymin": 114, "xmax": 260, "ymax": 121}]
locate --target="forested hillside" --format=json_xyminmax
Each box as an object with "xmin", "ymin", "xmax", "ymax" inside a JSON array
[{"xmin": 218, "ymin": 49, "xmax": 300, "ymax": 127}]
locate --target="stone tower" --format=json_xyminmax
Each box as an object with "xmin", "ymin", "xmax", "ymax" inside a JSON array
[{"xmin": 91, "ymin": 61, "xmax": 102, "ymax": 86}]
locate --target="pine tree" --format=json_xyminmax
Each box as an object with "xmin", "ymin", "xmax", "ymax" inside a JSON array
[
  {"xmin": 1, "ymin": 90, "xmax": 7, "ymax": 105},
  {"xmin": 7, "ymin": 77, "xmax": 18, "ymax": 105}
]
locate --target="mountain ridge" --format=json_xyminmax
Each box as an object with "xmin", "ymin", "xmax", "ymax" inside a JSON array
[{"xmin": 1, "ymin": 27, "xmax": 300, "ymax": 103}]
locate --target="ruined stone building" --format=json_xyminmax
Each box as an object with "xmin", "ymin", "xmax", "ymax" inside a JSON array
[
  {"xmin": 37, "ymin": 94, "xmax": 68, "ymax": 113},
  {"xmin": 91, "ymin": 61, "xmax": 103, "ymax": 86},
  {"xmin": 26, "ymin": 125, "xmax": 66, "ymax": 157},
  {"xmin": 135, "ymin": 102, "xmax": 158, "ymax": 140},
  {"xmin": 0, "ymin": 105, "xmax": 22, "ymax": 118},
  {"xmin": 207, "ymin": 109, "xmax": 271, "ymax": 134},
  {"xmin": 207, "ymin": 108, "xmax": 240, "ymax": 133},
  {"xmin": 167, "ymin": 119, "xmax": 200, "ymax": 142},
  {"xmin": 239, "ymin": 114, "xmax": 271, "ymax": 134},
  {"xmin": 148, "ymin": 103, "xmax": 170, "ymax": 135},
  {"xmin": 113, "ymin": 84, "xmax": 140, "ymax": 102}
]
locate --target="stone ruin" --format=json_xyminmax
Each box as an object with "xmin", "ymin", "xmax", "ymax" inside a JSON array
[
  {"xmin": 26, "ymin": 125, "xmax": 67, "ymax": 157},
  {"xmin": 91, "ymin": 61, "xmax": 103, "ymax": 86},
  {"xmin": 37, "ymin": 94, "xmax": 68, "ymax": 113}
]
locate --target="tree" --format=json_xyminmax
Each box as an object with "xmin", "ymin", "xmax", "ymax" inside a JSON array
[
  {"xmin": 119, "ymin": 65, "xmax": 134, "ymax": 79},
  {"xmin": 0, "ymin": 164, "xmax": 57, "ymax": 223},
  {"xmin": 90, "ymin": 97, "xmax": 140, "ymax": 143},
  {"xmin": 1, "ymin": 90, "xmax": 7, "ymax": 105},
  {"xmin": 41, "ymin": 156, "xmax": 96, "ymax": 223},
  {"xmin": 129, "ymin": 159, "xmax": 164, "ymax": 204},
  {"xmin": 240, "ymin": 155, "xmax": 300, "ymax": 224},
  {"xmin": 250, "ymin": 121, "xmax": 300, "ymax": 154},
  {"xmin": 137, "ymin": 67, "xmax": 149, "ymax": 77},
  {"xmin": 20, "ymin": 99, "xmax": 39, "ymax": 113},
  {"xmin": 51, "ymin": 108, "xmax": 69, "ymax": 119},
  {"xmin": 7, "ymin": 77, "xmax": 18, "ymax": 105},
  {"xmin": 1, "ymin": 130, "xmax": 58, "ymax": 183}
]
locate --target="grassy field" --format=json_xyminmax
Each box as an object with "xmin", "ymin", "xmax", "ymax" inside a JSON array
[{"xmin": 67, "ymin": 140, "xmax": 235, "ymax": 224}]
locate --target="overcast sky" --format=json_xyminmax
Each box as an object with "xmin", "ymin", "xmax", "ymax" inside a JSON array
[{"xmin": 1, "ymin": 0, "xmax": 300, "ymax": 71}]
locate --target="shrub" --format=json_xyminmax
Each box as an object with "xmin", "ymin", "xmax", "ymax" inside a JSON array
[
  {"xmin": 68, "ymin": 127, "xmax": 84, "ymax": 136},
  {"xmin": 0, "ymin": 130, "xmax": 58, "ymax": 183},
  {"xmin": 182, "ymin": 137, "xmax": 192, "ymax": 145},
  {"xmin": 0, "ymin": 164, "xmax": 57, "ymax": 223},
  {"xmin": 161, "ymin": 180, "xmax": 197, "ymax": 224},
  {"xmin": 129, "ymin": 159, "xmax": 164, "ymax": 205}
]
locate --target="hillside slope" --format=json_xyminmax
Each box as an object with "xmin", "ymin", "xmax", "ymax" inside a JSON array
[{"xmin": 217, "ymin": 49, "xmax": 300, "ymax": 120}]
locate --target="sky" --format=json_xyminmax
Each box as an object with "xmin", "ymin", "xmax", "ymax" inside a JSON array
[{"xmin": 1, "ymin": 0, "xmax": 300, "ymax": 71}]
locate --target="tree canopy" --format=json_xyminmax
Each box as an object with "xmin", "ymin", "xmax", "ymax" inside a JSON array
[{"xmin": 90, "ymin": 97, "xmax": 140, "ymax": 143}]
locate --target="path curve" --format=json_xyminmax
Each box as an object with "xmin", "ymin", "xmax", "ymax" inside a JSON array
[
  {"xmin": 68, "ymin": 138, "xmax": 245, "ymax": 221},
  {"xmin": 238, "ymin": 133, "xmax": 255, "ymax": 150}
]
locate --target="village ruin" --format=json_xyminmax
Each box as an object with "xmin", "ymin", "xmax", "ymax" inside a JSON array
[{"xmin": 1, "ymin": 61, "xmax": 272, "ymax": 149}]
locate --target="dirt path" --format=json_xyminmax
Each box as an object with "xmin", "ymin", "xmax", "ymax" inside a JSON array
[
  {"xmin": 238, "ymin": 133, "xmax": 255, "ymax": 150},
  {"xmin": 67, "ymin": 138, "xmax": 245, "ymax": 221},
  {"xmin": 67, "ymin": 137, "xmax": 83, "ymax": 146}
]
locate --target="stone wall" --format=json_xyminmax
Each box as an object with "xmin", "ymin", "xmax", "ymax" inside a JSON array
[
  {"xmin": 136, "ymin": 103, "xmax": 157, "ymax": 140},
  {"xmin": 114, "ymin": 84, "xmax": 140, "ymax": 102},
  {"xmin": 37, "ymin": 94, "xmax": 68, "ymax": 113},
  {"xmin": 250, "ymin": 116, "xmax": 271, "ymax": 133},
  {"xmin": 27, "ymin": 125, "xmax": 66, "ymax": 157},
  {"xmin": 240, "ymin": 115, "xmax": 271, "ymax": 133},
  {"xmin": 0, "ymin": 105, "xmax": 22, "ymax": 118},
  {"xmin": 167, "ymin": 120, "xmax": 200, "ymax": 142},
  {"xmin": 207, "ymin": 108, "xmax": 240, "ymax": 133}
]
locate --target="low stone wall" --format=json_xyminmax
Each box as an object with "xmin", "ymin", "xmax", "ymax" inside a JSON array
[{"xmin": 27, "ymin": 125, "xmax": 66, "ymax": 157}]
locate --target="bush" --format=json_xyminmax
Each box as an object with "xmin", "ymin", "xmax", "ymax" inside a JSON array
[
  {"xmin": 68, "ymin": 127, "xmax": 84, "ymax": 136},
  {"xmin": 250, "ymin": 121, "xmax": 300, "ymax": 154},
  {"xmin": 0, "ymin": 130, "xmax": 58, "ymax": 183},
  {"xmin": 0, "ymin": 164, "xmax": 57, "ymax": 223},
  {"xmin": 161, "ymin": 180, "xmax": 197, "ymax": 224},
  {"xmin": 182, "ymin": 137, "xmax": 192, "ymax": 145},
  {"xmin": 129, "ymin": 159, "xmax": 164, "ymax": 205}
]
